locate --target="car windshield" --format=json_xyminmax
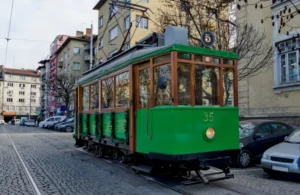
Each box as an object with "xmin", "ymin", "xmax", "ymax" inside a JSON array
[
  {"xmin": 285, "ymin": 130, "xmax": 300, "ymax": 143},
  {"xmin": 239, "ymin": 122, "xmax": 256, "ymax": 138}
]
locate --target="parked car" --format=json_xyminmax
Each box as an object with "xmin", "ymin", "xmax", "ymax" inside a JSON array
[
  {"xmin": 20, "ymin": 117, "xmax": 28, "ymax": 126},
  {"xmin": 15, "ymin": 119, "xmax": 20, "ymax": 125},
  {"xmin": 25, "ymin": 120, "xmax": 36, "ymax": 127},
  {"xmin": 0, "ymin": 120, "xmax": 5, "ymax": 125},
  {"xmin": 54, "ymin": 117, "xmax": 73, "ymax": 130},
  {"xmin": 261, "ymin": 129, "xmax": 300, "ymax": 175},
  {"xmin": 57, "ymin": 119, "xmax": 74, "ymax": 132},
  {"xmin": 234, "ymin": 120, "xmax": 295, "ymax": 168},
  {"xmin": 50, "ymin": 117, "xmax": 70, "ymax": 130},
  {"xmin": 39, "ymin": 116, "xmax": 67, "ymax": 129}
]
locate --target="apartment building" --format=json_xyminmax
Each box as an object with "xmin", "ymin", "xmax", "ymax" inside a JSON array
[
  {"xmin": 93, "ymin": 0, "xmax": 162, "ymax": 64},
  {"xmin": 37, "ymin": 59, "xmax": 50, "ymax": 120},
  {"xmin": 0, "ymin": 67, "xmax": 40, "ymax": 122},
  {"xmin": 55, "ymin": 28, "xmax": 97, "ymax": 78},
  {"xmin": 237, "ymin": 0, "xmax": 300, "ymax": 125}
]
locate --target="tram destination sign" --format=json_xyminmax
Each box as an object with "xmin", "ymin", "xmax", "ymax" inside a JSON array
[{"xmin": 201, "ymin": 31, "xmax": 215, "ymax": 48}]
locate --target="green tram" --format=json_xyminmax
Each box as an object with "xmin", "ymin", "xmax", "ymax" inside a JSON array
[{"xmin": 74, "ymin": 43, "xmax": 240, "ymax": 182}]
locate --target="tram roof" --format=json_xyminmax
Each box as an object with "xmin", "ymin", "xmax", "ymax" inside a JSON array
[{"xmin": 76, "ymin": 43, "xmax": 238, "ymax": 86}]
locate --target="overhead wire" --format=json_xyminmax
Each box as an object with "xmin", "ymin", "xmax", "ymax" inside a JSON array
[{"xmin": 4, "ymin": 0, "xmax": 15, "ymax": 65}]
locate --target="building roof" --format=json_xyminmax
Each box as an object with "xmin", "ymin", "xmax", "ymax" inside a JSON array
[
  {"xmin": 4, "ymin": 68, "xmax": 39, "ymax": 77},
  {"xmin": 54, "ymin": 35, "xmax": 96, "ymax": 55},
  {"xmin": 93, "ymin": 0, "xmax": 106, "ymax": 10}
]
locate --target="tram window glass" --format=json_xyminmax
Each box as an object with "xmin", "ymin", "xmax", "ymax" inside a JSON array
[
  {"xmin": 154, "ymin": 64, "xmax": 172, "ymax": 106},
  {"xmin": 213, "ymin": 58, "xmax": 220, "ymax": 64},
  {"xmin": 194, "ymin": 55, "xmax": 203, "ymax": 62},
  {"xmin": 101, "ymin": 77, "xmax": 114, "ymax": 108},
  {"xmin": 177, "ymin": 63, "xmax": 191, "ymax": 105},
  {"xmin": 139, "ymin": 68, "xmax": 150, "ymax": 108},
  {"xmin": 116, "ymin": 72, "xmax": 129, "ymax": 107},
  {"xmin": 223, "ymin": 68, "xmax": 234, "ymax": 106},
  {"xmin": 153, "ymin": 54, "xmax": 171, "ymax": 64},
  {"xmin": 223, "ymin": 59, "xmax": 233, "ymax": 65},
  {"xmin": 91, "ymin": 82, "xmax": 99, "ymax": 110},
  {"xmin": 83, "ymin": 86, "xmax": 89, "ymax": 110},
  {"xmin": 178, "ymin": 53, "xmax": 191, "ymax": 60},
  {"xmin": 194, "ymin": 65, "xmax": 219, "ymax": 106}
]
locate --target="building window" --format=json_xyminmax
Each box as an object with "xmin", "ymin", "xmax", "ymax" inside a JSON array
[
  {"xmin": 7, "ymin": 74, "xmax": 13, "ymax": 78},
  {"xmin": 32, "ymin": 77, "xmax": 37, "ymax": 81},
  {"xmin": 73, "ymin": 47, "xmax": 80, "ymax": 55},
  {"xmin": 278, "ymin": 38, "xmax": 300, "ymax": 84},
  {"xmin": 31, "ymin": 92, "xmax": 36, "ymax": 96},
  {"xmin": 7, "ymin": 82, "xmax": 13, "ymax": 87},
  {"xmin": 109, "ymin": 26, "xmax": 118, "ymax": 40},
  {"xmin": 10, "ymin": 106, "xmax": 15, "ymax": 111},
  {"xmin": 31, "ymin": 85, "xmax": 36, "ymax": 88},
  {"xmin": 124, "ymin": 16, "xmax": 130, "ymax": 30},
  {"xmin": 19, "ymin": 84, "xmax": 25, "ymax": 88},
  {"xmin": 31, "ymin": 99, "xmax": 36, "ymax": 103},
  {"xmin": 7, "ymin": 98, "xmax": 13, "ymax": 102},
  {"xmin": 140, "ymin": 0, "xmax": 148, "ymax": 2},
  {"xmin": 19, "ymin": 91, "xmax": 25, "ymax": 95},
  {"xmin": 109, "ymin": 5, "xmax": 118, "ymax": 18},
  {"xmin": 19, "ymin": 99, "xmax": 25, "ymax": 103},
  {"xmin": 99, "ymin": 16, "xmax": 103, "ymax": 28},
  {"xmin": 20, "ymin": 76, "xmax": 25, "ymax": 80},
  {"xmin": 136, "ymin": 16, "xmax": 148, "ymax": 29},
  {"xmin": 73, "ymin": 62, "xmax": 81, "ymax": 71},
  {"xmin": 7, "ymin": 90, "xmax": 13, "ymax": 95},
  {"xmin": 6, "ymin": 106, "xmax": 9, "ymax": 111},
  {"xmin": 99, "ymin": 37, "xmax": 103, "ymax": 49}
]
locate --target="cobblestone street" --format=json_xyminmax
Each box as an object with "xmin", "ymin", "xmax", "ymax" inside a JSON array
[{"xmin": 0, "ymin": 125, "xmax": 299, "ymax": 195}]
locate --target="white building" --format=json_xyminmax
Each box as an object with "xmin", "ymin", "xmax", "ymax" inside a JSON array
[{"xmin": 0, "ymin": 66, "xmax": 40, "ymax": 122}]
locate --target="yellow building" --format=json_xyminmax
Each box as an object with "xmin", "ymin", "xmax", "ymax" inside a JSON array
[
  {"xmin": 237, "ymin": 0, "xmax": 300, "ymax": 125},
  {"xmin": 93, "ymin": 0, "xmax": 163, "ymax": 63}
]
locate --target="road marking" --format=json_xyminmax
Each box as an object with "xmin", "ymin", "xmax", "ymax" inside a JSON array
[{"xmin": 3, "ymin": 126, "xmax": 42, "ymax": 195}]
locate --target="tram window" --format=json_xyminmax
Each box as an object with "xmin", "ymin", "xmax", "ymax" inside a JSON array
[
  {"xmin": 194, "ymin": 55, "xmax": 203, "ymax": 62},
  {"xmin": 83, "ymin": 86, "xmax": 89, "ymax": 110},
  {"xmin": 223, "ymin": 68, "xmax": 234, "ymax": 106},
  {"xmin": 223, "ymin": 59, "xmax": 233, "ymax": 65},
  {"xmin": 154, "ymin": 64, "xmax": 172, "ymax": 106},
  {"xmin": 178, "ymin": 63, "xmax": 191, "ymax": 105},
  {"xmin": 101, "ymin": 77, "xmax": 114, "ymax": 108},
  {"xmin": 153, "ymin": 54, "xmax": 171, "ymax": 64},
  {"xmin": 91, "ymin": 82, "xmax": 99, "ymax": 110},
  {"xmin": 178, "ymin": 53, "xmax": 191, "ymax": 60},
  {"xmin": 116, "ymin": 72, "xmax": 129, "ymax": 107},
  {"xmin": 194, "ymin": 65, "xmax": 219, "ymax": 106},
  {"xmin": 213, "ymin": 58, "xmax": 220, "ymax": 64},
  {"xmin": 139, "ymin": 68, "xmax": 150, "ymax": 108}
]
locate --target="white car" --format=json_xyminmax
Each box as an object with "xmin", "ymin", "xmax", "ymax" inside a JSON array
[
  {"xmin": 0, "ymin": 120, "xmax": 5, "ymax": 125},
  {"xmin": 25, "ymin": 120, "xmax": 36, "ymax": 127},
  {"xmin": 39, "ymin": 116, "xmax": 67, "ymax": 128}
]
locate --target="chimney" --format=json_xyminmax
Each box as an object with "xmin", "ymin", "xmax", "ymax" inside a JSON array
[
  {"xmin": 76, "ymin": 31, "xmax": 84, "ymax": 37},
  {"xmin": 86, "ymin": 28, "xmax": 91, "ymax": 37}
]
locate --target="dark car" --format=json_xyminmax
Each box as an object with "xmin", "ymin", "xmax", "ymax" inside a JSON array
[
  {"xmin": 49, "ymin": 117, "xmax": 69, "ymax": 130},
  {"xmin": 234, "ymin": 120, "xmax": 295, "ymax": 168},
  {"xmin": 57, "ymin": 119, "xmax": 74, "ymax": 132}
]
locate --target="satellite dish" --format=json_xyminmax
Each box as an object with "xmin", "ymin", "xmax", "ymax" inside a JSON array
[{"xmin": 201, "ymin": 31, "xmax": 215, "ymax": 48}]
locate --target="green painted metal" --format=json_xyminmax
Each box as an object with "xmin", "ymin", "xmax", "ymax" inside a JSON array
[
  {"xmin": 135, "ymin": 106, "xmax": 239, "ymax": 155},
  {"xmin": 77, "ymin": 44, "xmax": 238, "ymax": 86},
  {"xmin": 81, "ymin": 114, "xmax": 88, "ymax": 137},
  {"xmin": 89, "ymin": 113, "xmax": 97, "ymax": 136},
  {"xmin": 114, "ymin": 112, "xmax": 128, "ymax": 141},
  {"xmin": 102, "ymin": 113, "xmax": 112, "ymax": 137}
]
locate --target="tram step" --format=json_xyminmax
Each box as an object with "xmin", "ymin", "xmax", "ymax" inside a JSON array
[{"xmin": 131, "ymin": 165, "xmax": 152, "ymax": 174}]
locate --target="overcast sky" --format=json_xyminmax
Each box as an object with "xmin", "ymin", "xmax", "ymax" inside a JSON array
[{"xmin": 0, "ymin": 0, "xmax": 98, "ymax": 70}]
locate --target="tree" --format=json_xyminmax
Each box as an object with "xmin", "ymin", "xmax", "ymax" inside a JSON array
[
  {"xmin": 156, "ymin": 0, "xmax": 273, "ymax": 81},
  {"xmin": 237, "ymin": 0, "xmax": 300, "ymax": 36},
  {"xmin": 45, "ymin": 73, "xmax": 75, "ymax": 116}
]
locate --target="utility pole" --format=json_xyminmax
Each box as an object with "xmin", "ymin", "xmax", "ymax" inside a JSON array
[{"xmin": 89, "ymin": 23, "xmax": 93, "ymax": 70}]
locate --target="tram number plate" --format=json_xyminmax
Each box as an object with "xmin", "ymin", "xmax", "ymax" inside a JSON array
[
  {"xmin": 272, "ymin": 166, "xmax": 288, "ymax": 172},
  {"xmin": 204, "ymin": 112, "xmax": 214, "ymax": 122}
]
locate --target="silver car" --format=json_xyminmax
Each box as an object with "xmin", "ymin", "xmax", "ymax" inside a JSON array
[{"xmin": 261, "ymin": 129, "xmax": 300, "ymax": 174}]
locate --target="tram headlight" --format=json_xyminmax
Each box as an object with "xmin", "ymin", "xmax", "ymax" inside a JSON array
[{"xmin": 206, "ymin": 128, "xmax": 215, "ymax": 139}]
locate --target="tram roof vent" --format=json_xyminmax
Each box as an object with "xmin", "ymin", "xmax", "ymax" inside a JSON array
[{"xmin": 164, "ymin": 25, "xmax": 188, "ymax": 46}]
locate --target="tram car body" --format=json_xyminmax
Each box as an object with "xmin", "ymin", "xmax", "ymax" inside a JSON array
[{"xmin": 73, "ymin": 28, "xmax": 239, "ymax": 180}]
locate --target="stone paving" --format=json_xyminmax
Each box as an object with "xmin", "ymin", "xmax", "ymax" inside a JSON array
[{"xmin": 0, "ymin": 125, "xmax": 299, "ymax": 195}]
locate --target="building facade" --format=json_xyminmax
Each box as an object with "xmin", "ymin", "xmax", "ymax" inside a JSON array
[
  {"xmin": 0, "ymin": 67, "xmax": 40, "ymax": 122},
  {"xmin": 93, "ymin": 0, "xmax": 163, "ymax": 64},
  {"xmin": 237, "ymin": 0, "xmax": 300, "ymax": 125},
  {"xmin": 37, "ymin": 59, "xmax": 50, "ymax": 120}
]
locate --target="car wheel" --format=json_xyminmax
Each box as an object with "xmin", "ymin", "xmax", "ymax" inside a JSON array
[
  {"xmin": 66, "ymin": 127, "xmax": 73, "ymax": 132},
  {"xmin": 237, "ymin": 150, "xmax": 252, "ymax": 168}
]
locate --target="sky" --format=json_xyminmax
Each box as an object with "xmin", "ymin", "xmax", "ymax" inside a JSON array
[{"xmin": 0, "ymin": 0, "xmax": 99, "ymax": 70}]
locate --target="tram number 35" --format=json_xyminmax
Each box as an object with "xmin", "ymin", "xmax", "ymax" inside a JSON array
[{"xmin": 204, "ymin": 112, "xmax": 214, "ymax": 122}]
